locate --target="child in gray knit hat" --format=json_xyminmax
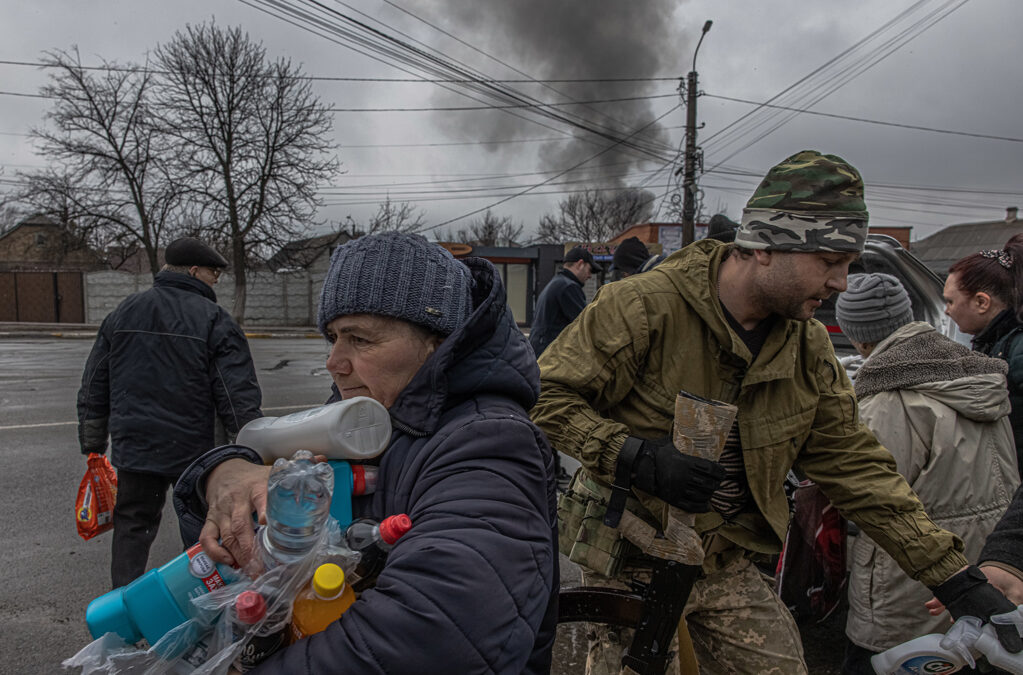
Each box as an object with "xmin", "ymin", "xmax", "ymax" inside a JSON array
[{"xmin": 835, "ymin": 273, "xmax": 914, "ymax": 356}]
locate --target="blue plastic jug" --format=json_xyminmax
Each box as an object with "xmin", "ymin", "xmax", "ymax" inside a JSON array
[{"xmin": 86, "ymin": 543, "xmax": 238, "ymax": 645}]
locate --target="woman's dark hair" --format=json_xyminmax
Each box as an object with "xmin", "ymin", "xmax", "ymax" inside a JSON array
[{"xmin": 948, "ymin": 233, "xmax": 1023, "ymax": 321}]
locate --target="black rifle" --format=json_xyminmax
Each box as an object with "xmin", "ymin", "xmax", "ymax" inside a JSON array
[{"xmin": 558, "ymin": 557, "xmax": 701, "ymax": 675}]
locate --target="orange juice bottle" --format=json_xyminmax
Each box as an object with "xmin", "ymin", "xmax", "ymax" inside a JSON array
[{"xmin": 290, "ymin": 563, "xmax": 356, "ymax": 641}]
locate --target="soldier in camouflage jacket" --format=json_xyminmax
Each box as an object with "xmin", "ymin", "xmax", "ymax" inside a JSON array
[{"xmin": 533, "ymin": 151, "xmax": 1018, "ymax": 674}]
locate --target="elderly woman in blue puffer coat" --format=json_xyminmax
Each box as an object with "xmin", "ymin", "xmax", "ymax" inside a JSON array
[{"xmin": 174, "ymin": 232, "xmax": 558, "ymax": 674}]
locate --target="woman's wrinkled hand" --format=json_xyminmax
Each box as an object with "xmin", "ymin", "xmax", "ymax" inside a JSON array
[{"xmin": 199, "ymin": 459, "xmax": 272, "ymax": 569}]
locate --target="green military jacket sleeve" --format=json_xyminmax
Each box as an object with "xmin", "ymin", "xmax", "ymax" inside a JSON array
[{"xmin": 532, "ymin": 239, "xmax": 967, "ymax": 587}]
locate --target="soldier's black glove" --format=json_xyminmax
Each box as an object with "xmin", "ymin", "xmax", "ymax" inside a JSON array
[
  {"xmin": 630, "ymin": 436, "xmax": 725, "ymax": 513},
  {"xmin": 931, "ymin": 565, "xmax": 1023, "ymax": 653}
]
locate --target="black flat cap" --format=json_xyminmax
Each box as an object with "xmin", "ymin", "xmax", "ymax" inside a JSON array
[{"xmin": 165, "ymin": 237, "xmax": 229, "ymax": 268}]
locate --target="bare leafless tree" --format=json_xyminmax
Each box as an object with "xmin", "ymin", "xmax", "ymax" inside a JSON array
[
  {"xmin": 346, "ymin": 197, "xmax": 427, "ymax": 236},
  {"xmin": 18, "ymin": 48, "xmax": 183, "ymax": 274},
  {"xmin": 154, "ymin": 23, "xmax": 339, "ymax": 320},
  {"xmin": 537, "ymin": 188, "xmax": 655, "ymax": 243},
  {"xmin": 456, "ymin": 210, "xmax": 523, "ymax": 247}
]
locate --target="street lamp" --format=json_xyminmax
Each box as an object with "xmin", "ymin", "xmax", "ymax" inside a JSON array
[{"xmin": 681, "ymin": 20, "xmax": 712, "ymax": 246}]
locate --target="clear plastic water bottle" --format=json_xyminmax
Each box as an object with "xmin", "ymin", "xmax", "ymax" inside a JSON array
[
  {"xmin": 344, "ymin": 514, "xmax": 412, "ymax": 592},
  {"xmin": 258, "ymin": 450, "xmax": 335, "ymax": 570}
]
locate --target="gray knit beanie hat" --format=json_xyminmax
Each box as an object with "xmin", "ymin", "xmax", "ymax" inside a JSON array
[
  {"xmin": 836, "ymin": 273, "xmax": 914, "ymax": 344},
  {"xmin": 317, "ymin": 232, "xmax": 474, "ymax": 336}
]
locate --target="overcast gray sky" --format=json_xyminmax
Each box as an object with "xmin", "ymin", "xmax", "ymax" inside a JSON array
[{"xmin": 2, "ymin": 0, "xmax": 1020, "ymax": 241}]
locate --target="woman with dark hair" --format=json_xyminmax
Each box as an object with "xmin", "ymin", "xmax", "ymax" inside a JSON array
[{"xmin": 944, "ymin": 233, "xmax": 1023, "ymax": 475}]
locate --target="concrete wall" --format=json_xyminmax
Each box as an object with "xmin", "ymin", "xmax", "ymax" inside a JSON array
[
  {"xmin": 86, "ymin": 270, "xmax": 147, "ymax": 323},
  {"xmin": 85, "ymin": 264, "xmax": 328, "ymax": 327}
]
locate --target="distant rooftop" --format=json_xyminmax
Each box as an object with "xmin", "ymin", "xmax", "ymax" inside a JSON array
[
  {"xmin": 268, "ymin": 231, "xmax": 350, "ymax": 271},
  {"xmin": 912, "ymin": 207, "xmax": 1022, "ymax": 276}
]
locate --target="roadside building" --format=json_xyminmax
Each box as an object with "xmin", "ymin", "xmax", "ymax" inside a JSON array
[
  {"xmin": 913, "ymin": 207, "xmax": 1021, "ymax": 276},
  {"xmin": 0, "ymin": 215, "xmax": 104, "ymax": 323}
]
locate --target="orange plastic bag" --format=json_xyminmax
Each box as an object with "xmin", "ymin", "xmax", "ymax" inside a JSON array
[{"xmin": 76, "ymin": 453, "xmax": 118, "ymax": 540}]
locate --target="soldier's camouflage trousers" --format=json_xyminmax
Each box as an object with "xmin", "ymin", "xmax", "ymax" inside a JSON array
[{"xmin": 580, "ymin": 550, "xmax": 807, "ymax": 675}]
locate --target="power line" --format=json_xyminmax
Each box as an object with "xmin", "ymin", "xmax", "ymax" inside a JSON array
[
  {"xmin": 339, "ymin": 136, "xmax": 589, "ymax": 149},
  {"xmin": 0, "ymin": 86, "xmax": 673, "ymax": 111},
  {"xmin": 704, "ymin": 93, "xmax": 1023, "ymax": 144},
  {"xmin": 0, "ymin": 58, "xmax": 676, "ymax": 83},
  {"xmin": 326, "ymin": 92, "xmax": 675, "ymax": 112},
  {"xmin": 319, "ymin": 170, "xmax": 663, "ymax": 196},
  {"xmin": 707, "ymin": 161, "xmax": 1023, "ymax": 200},
  {"xmin": 0, "ymin": 90, "xmax": 52, "ymax": 99},
  {"xmin": 0, "ymin": 124, "xmax": 689, "ymax": 144},
  {"xmin": 322, "ymin": 161, "xmax": 657, "ymax": 186},
  {"xmin": 319, "ymin": 182, "xmax": 674, "ymax": 208}
]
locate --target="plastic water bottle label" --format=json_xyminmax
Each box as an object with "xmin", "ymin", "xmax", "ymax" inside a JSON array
[{"xmin": 185, "ymin": 544, "xmax": 227, "ymax": 592}]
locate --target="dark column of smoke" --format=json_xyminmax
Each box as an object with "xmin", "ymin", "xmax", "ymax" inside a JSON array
[{"xmin": 423, "ymin": 0, "xmax": 687, "ymax": 189}]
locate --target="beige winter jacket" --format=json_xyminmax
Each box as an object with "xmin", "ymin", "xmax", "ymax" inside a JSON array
[{"xmin": 845, "ymin": 321, "xmax": 1019, "ymax": 651}]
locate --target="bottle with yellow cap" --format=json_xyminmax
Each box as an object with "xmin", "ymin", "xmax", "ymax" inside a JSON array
[{"xmin": 290, "ymin": 563, "xmax": 357, "ymax": 641}]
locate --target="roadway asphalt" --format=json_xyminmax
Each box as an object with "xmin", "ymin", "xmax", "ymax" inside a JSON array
[{"xmin": 0, "ymin": 330, "xmax": 840, "ymax": 674}]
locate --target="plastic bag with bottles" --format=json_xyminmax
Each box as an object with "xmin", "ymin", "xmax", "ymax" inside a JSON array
[{"xmin": 65, "ymin": 450, "xmax": 370, "ymax": 674}]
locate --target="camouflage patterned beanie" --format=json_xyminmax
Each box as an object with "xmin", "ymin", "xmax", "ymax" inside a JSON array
[{"xmin": 735, "ymin": 150, "xmax": 869, "ymax": 253}]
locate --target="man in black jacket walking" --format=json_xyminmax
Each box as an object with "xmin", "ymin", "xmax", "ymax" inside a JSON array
[
  {"xmin": 77, "ymin": 237, "xmax": 262, "ymax": 587},
  {"xmin": 530, "ymin": 246, "xmax": 600, "ymax": 491},
  {"xmin": 529, "ymin": 246, "xmax": 600, "ymax": 358}
]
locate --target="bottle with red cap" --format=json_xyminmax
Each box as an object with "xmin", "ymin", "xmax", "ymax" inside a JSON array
[
  {"xmin": 344, "ymin": 514, "xmax": 413, "ymax": 592},
  {"xmin": 290, "ymin": 563, "xmax": 357, "ymax": 641},
  {"xmin": 232, "ymin": 590, "xmax": 290, "ymax": 673}
]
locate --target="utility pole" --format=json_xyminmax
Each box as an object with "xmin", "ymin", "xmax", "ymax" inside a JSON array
[{"xmin": 680, "ymin": 20, "xmax": 712, "ymax": 247}]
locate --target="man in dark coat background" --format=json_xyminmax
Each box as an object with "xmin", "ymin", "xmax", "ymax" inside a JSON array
[
  {"xmin": 529, "ymin": 245, "xmax": 600, "ymax": 490},
  {"xmin": 77, "ymin": 236, "xmax": 262, "ymax": 588},
  {"xmin": 528, "ymin": 245, "xmax": 600, "ymax": 358}
]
